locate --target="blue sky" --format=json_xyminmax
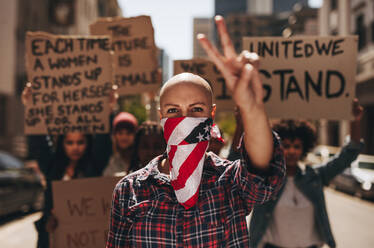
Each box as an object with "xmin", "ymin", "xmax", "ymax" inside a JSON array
[{"xmin": 118, "ymin": 0, "xmax": 323, "ymax": 61}]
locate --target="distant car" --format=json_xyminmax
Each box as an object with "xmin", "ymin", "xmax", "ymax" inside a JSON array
[
  {"xmin": 349, "ymin": 154, "xmax": 374, "ymax": 200},
  {"xmin": 0, "ymin": 151, "xmax": 44, "ymax": 216},
  {"xmin": 306, "ymin": 145, "xmax": 374, "ymax": 200}
]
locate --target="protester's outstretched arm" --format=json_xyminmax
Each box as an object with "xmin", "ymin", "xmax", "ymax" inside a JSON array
[
  {"xmin": 198, "ymin": 16, "xmax": 273, "ymax": 170},
  {"xmin": 318, "ymin": 99, "xmax": 364, "ymax": 185}
]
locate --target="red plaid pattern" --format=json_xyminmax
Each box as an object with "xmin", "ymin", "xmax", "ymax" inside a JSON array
[{"xmin": 106, "ymin": 133, "xmax": 285, "ymax": 248}]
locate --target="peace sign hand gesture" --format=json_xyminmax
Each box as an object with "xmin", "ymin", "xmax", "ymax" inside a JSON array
[
  {"xmin": 198, "ymin": 15, "xmax": 273, "ymax": 169},
  {"xmin": 197, "ymin": 16, "xmax": 264, "ymax": 115}
]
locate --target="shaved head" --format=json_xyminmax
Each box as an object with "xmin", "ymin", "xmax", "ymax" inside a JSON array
[{"xmin": 159, "ymin": 73, "xmax": 213, "ymax": 106}]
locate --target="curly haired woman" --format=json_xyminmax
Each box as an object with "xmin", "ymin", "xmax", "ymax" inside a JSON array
[{"xmin": 250, "ymin": 100, "xmax": 364, "ymax": 248}]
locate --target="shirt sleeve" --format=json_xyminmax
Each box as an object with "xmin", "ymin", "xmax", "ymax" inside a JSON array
[
  {"xmin": 316, "ymin": 138, "xmax": 364, "ymax": 186},
  {"xmin": 106, "ymin": 180, "xmax": 131, "ymax": 248},
  {"xmin": 221, "ymin": 131, "xmax": 286, "ymax": 211}
]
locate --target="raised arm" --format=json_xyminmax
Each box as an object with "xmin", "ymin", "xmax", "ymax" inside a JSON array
[
  {"xmin": 198, "ymin": 16, "xmax": 272, "ymax": 170},
  {"xmin": 318, "ymin": 99, "xmax": 364, "ymax": 185}
]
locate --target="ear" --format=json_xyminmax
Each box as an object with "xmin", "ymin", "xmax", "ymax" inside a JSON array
[{"xmin": 211, "ymin": 104, "xmax": 216, "ymax": 120}]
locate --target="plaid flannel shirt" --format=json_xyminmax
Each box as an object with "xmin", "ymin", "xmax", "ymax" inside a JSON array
[{"xmin": 106, "ymin": 133, "xmax": 285, "ymax": 247}]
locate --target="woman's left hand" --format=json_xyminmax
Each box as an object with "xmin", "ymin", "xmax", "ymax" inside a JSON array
[
  {"xmin": 109, "ymin": 84, "xmax": 119, "ymax": 112},
  {"xmin": 198, "ymin": 15, "xmax": 273, "ymax": 169},
  {"xmin": 197, "ymin": 15, "xmax": 264, "ymax": 115}
]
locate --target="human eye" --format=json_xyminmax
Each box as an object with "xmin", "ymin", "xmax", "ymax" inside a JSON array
[
  {"xmin": 191, "ymin": 107, "xmax": 203, "ymax": 112},
  {"xmin": 167, "ymin": 108, "xmax": 178, "ymax": 113},
  {"xmin": 65, "ymin": 140, "xmax": 73, "ymax": 145},
  {"xmin": 294, "ymin": 144, "xmax": 302, "ymax": 150}
]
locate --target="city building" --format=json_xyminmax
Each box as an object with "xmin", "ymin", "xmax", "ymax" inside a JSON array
[
  {"xmin": 225, "ymin": 14, "xmax": 289, "ymax": 52},
  {"xmin": 0, "ymin": 0, "xmax": 121, "ymax": 157},
  {"xmin": 211, "ymin": 0, "xmax": 317, "ymax": 52},
  {"xmin": 215, "ymin": 0, "xmax": 310, "ymax": 16},
  {"xmin": 214, "ymin": 0, "xmax": 247, "ymax": 17},
  {"xmin": 273, "ymin": 0, "xmax": 309, "ymax": 13},
  {"xmin": 247, "ymin": 0, "xmax": 273, "ymax": 15},
  {"xmin": 351, "ymin": 0, "xmax": 374, "ymax": 155},
  {"xmin": 319, "ymin": 0, "xmax": 374, "ymax": 155},
  {"xmin": 223, "ymin": 5, "xmax": 318, "ymax": 52},
  {"xmin": 193, "ymin": 18, "xmax": 214, "ymax": 58}
]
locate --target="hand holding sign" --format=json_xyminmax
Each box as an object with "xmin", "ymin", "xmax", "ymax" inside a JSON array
[
  {"xmin": 198, "ymin": 15, "xmax": 273, "ymax": 169},
  {"xmin": 197, "ymin": 16, "xmax": 264, "ymax": 115},
  {"xmin": 21, "ymin": 82, "xmax": 33, "ymax": 106},
  {"xmin": 46, "ymin": 211, "xmax": 58, "ymax": 233},
  {"xmin": 352, "ymin": 98, "xmax": 363, "ymax": 122},
  {"xmin": 351, "ymin": 98, "xmax": 363, "ymax": 144}
]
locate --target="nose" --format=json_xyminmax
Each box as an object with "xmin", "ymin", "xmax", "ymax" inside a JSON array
[
  {"xmin": 72, "ymin": 143, "xmax": 80, "ymax": 149},
  {"xmin": 288, "ymin": 147, "xmax": 296, "ymax": 154},
  {"xmin": 180, "ymin": 107, "xmax": 188, "ymax": 117}
]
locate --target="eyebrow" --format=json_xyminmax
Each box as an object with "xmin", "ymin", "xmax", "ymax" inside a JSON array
[
  {"xmin": 163, "ymin": 102, "xmax": 207, "ymax": 108},
  {"xmin": 189, "ymin": 102, "xmax": 207, "ymax": 107}
]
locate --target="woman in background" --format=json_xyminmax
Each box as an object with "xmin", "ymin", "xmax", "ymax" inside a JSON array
[
  {"xmin": 129, "ymin": 121, "xmax": 167, "ymax": 171},
  {"xmin": 250, "ymin": 100, "xmax": 364, "ymax": 248},
  {"xmin": 103, "ymin": 112, "xmax": 138, "ymax": 176},
  {"xmin": 36, "ymin": 132, "xmax": 98, "ymax": 248}
]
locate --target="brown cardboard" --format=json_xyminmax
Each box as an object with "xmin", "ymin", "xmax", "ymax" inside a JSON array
[
  {"xmin": 243, "ymin": 36, "xmax": 358, "ymax": 120},
  {"xmin": 51, "ymin": 177, "xmax": 121, "ymax": 248},
  {"xmin": 25, "ymin": 32, "xmax": 113, "ymax": 134},
  {"xmin": 173, "ymin": 59, "xmax": 235, "ymax": 112},
  {"xmin": 90, "ymin": 16, "xmax": 161, "ymax": 95}
]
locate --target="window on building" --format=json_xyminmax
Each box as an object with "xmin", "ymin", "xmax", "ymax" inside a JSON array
[
  {"xmin": 233, "ymin": 18, "xmax": 241, "ymax": 26},
  {"xmin": 233, "ymin": 30, "xmax": 242, "ymax": 38},
  {"xmin": 355, "ymin": 14, "xmax": 366, "ymax": 50},
  {"xmin": 331, "ymin": 29, "xmax": 338, "ymax": 36},
  {"xmin": 234, "ymin": 41, "xmax": 241, "ymax": 52},
  {"xmin": 330, "ymin": 0, "xmax": 338, "ymax": 10},
  {"xmin": 97, "ymin": 1, "xmax": 105, "ymax": 17},
  {"xmin": 49, "ymin": 0, "xmax": 75, "ymax": 26}
]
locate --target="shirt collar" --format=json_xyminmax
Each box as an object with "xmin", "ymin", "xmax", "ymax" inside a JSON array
[
  {"xmin": 142, "ymin": 153, "xmax": 171, "ymax": 184},
  {"xmin": 142, "ymin": 152, "xmax": 218, "ymax": 185}
]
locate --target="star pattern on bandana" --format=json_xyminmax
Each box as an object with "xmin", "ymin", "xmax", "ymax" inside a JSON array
[
  {"xmin": 200, "ymin": 123, "xmax": 211, "ymax": 141},
  {"xmin": 197, "ymin": 132, "xmax": 205, "ymax": 142},
  {"xmin": 183, "ymin": 118, "xmax": 213, "ymax": 144}
]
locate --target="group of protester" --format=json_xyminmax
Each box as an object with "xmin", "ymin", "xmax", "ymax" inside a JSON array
[
  {"xmin": 24, "ymin": 15, "xmax": 364, "ymax": 248},
  {"xmin": 25, "ymin": 109, "xmax": 167, "ymax": 247}
]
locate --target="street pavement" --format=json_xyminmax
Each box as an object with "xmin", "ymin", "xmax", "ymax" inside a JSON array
[
  {"xmin": 0, "ymin": 212, "xmax": 41, "ymax": 248},
  {"xmin": 323, "ymin": 188, "xmax": 374, "ymax": 248},
  {"xmin": 0, "ymin": 188, "xmax": 373, "ymax": 248}
]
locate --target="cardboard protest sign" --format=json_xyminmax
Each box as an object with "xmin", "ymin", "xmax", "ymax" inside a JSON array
[
  {"xmin": 174, "ymin": 59, "xmax": 235, "ymax": 111},
  {"xmin": 51, "ymin": 177, "xmax": 121, "ymax": 248},
  {"xmin": 90, "ymin": 16, "xmax": 160, "ymax": 95},
  {"xmin": 243, "ymin": 36, "xmax": 358, "ymax": 120},
  {"xmin": 25, "ymin": 32, "xmax": 113, "ymax": 135}
]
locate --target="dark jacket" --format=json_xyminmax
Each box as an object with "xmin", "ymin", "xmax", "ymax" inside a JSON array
[{"xmin": 249, "ymin": 140, "xmax": 364, "ymax": 248}]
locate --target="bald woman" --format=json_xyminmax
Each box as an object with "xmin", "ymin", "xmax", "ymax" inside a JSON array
[{"xmin": 106, "ymin": 16, "xmax": 285, "ymax": 248}]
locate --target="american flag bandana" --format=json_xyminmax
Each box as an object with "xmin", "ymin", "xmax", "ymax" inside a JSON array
[
  {"xmin": 211, "ymin": 123, "xmax": 225, "ymax": 144},
  {"xmin": 160, "ymin": 117, "xmax": 213, "ymax": 209}
]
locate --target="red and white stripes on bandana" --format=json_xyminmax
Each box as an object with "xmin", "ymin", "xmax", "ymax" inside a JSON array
[{"xmin": 160, "ymin": 117, "xmax": 213, "ymax": 209}]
